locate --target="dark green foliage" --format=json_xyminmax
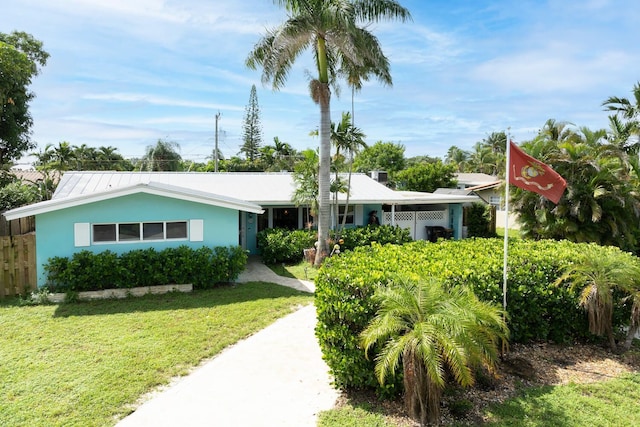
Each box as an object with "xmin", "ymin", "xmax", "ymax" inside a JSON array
[
  {"xmin": 256, "ymin": 225, "xmax": 412, "ymax": 264},
  {"xmin": 257, "ymin": 228, "xmax": 317, "ymax": 264},
  {"xmin": 465, "ymin": 203, "xmax": 496, "ymax": 238},
  {"xmin": 334, "ymin": 225, "xmax": 412, "ymax": 251},
  {"xmin": 394, "ymin": 159, "xmax": 457, "ymax": 192},
  {"xmin": 315, "ymin": 239, "xmax": 633, "ymax": 394},
  {"xmin": 0, "ymin": 31, "xmax": 49, "ymax": 165},
  {"xmin": 43, "ymin": 245, "xmax": 247, "ymax": 292},
  {"xmin": 0, "ymin": 180, "xmax": 41, "ymax": 210}
]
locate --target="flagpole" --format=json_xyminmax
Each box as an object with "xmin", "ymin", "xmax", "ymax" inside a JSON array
[{"xmin": 502, "ymin": 129, "xmax": 511, "ymax": 312}]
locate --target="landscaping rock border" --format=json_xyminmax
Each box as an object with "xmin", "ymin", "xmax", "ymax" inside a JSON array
[{"xmin": 47, "ymin": 284, "xmax": 192, "ymax": 303}]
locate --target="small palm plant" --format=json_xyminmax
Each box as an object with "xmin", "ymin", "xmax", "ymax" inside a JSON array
[
  {"xmin": 360, "ymin": 276, "xmax": 508, "ymax": 426},
  {"xmin": 556, "ymin": 245, "xmax": 640, "ymax": 352}
]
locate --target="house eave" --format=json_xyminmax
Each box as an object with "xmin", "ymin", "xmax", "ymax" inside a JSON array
[{"xmin": 3, "ymin": 182, "xmax": 264, "ymax": 221}]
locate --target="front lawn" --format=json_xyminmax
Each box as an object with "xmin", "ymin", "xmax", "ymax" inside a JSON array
[
  {"xmin": 0, "ymin": 283, "xmax": 312, "ymax": 426},
  {"xmin": 267, "ymin": 260, "xmax": 319, "ymax": 281},
  {"xmin": 318, "ymin": 345, "xmax": 640, "ymax": 427}
]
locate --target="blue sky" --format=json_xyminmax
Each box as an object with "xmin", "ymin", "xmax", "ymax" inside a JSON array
[{"xmin": 3, "ymin": 0, "xmax": 639, "ymax": 166}]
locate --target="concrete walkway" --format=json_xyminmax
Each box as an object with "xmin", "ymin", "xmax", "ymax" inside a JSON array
[{"xmin": 116, "ymin": 259, "xmax": 338, "ymax": 427}]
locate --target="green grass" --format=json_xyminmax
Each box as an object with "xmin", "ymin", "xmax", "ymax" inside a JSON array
[
  {"xmin": 267, "ymin": 260, "xmax": 319, "ymax": 281},
  {"xmin": 483, "ymin": 373, "xmax": 640, "ymax": 427},
  {"xmin": 318, "ymin": 404, "xmax": 396, "ymax": 427},
  {"xmin": 0, "ymin": 283, "xmax": 312, "ymax": 427},
  {"xmin": 318, "ymin": 374, "xmax": 640, "ymax": 427},
  {"xmin": 495, "ymin": 227, "xmax": 522, "ymax": 238}
]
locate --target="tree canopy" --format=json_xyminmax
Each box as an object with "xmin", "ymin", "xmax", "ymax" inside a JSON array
[
  {"xmin": 354, "ymin": 141, "xmax": 406, "ymax": 175},
  {"xmin": 395, "ymin": 159, "xmax": 457, "ymax": 193},
  {"xmin": 247, "ymin": 0, "xmax": 411, "ymax": 265},
  {"xmin": 0, "ymin": 31, "xmax": 49, "ymax": 166}
]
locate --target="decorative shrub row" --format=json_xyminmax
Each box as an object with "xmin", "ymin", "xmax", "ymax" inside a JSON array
[
  {"xmin": 335, "ymin": 224, "xmax": 412, "ymax": 252},
  {"xmin": 256, "ymin": 228, "xmax": 317, "ymax": 264},
  {"xmin": 256, "ymin": 225, "xmax": 412, "ymax": 264},
  {"xmin": 43, "ymin": 245, "xmax": 248, "ymax": 292},
  {"xmin": 314, "ymin": 238, "xmax": 633, "ymax": 394}
]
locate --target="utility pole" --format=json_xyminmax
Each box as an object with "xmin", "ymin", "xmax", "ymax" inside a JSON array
[{"xmin": 214, "ymin": 111, "xmax": 221, "ymax": 172}]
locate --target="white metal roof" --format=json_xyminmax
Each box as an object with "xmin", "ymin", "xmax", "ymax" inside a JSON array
[
  {"xmin": 396, "ymin": 191, "xmax": 479, "ymax": 204},
  {"xmin": 4, "ymin": 172, "xmax": 480, "ymax": 220},
  {"xmin": 51, "ymin": 172, "xmax": 416, "ymax": 205},
  {"xmin": 3, "ymin": 181, "xmax": 264, "ymax": 220},
  {"xmin": 455, "ymin": 173, "xmax": 500, "ymax": 187}
]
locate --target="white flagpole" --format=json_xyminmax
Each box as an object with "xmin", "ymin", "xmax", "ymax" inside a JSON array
[{"xmin": 502, "ymin": 129, "xmax": 511, "ymax": 311}]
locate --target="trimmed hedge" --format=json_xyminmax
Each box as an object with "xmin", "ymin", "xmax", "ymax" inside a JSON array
[
  {"xmin": 43, "ymin": 245, "xmax": 248, "ymax": 292},
  {"xmin": 256, "ymin": 225, "xmax": 412, "ymax": 264},
  {"xmin": 256, "ymin": 228, "xmax": 317, "ymax": 264},
  {"xmin": 335, "ymin": 225, "xmax": 412, "ymax": 252},
  {"xmin": 315, "ymin": 238, "xmax": 634, "ymax": 394}
]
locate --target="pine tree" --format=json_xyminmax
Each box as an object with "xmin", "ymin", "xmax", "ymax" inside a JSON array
[{"xmin": 240, "ymin": 84, "xmax": 262, "ymax": 162}]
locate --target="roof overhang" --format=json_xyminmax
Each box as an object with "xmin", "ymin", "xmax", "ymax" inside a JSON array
[
  {"xmin": 391, "ymin": 191, "xmax": 481, "ymax": 205},
  {"xmin": 3, "ymin": 181, "xmax": 264, "ymax": 220}
]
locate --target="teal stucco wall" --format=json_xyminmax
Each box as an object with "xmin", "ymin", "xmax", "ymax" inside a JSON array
[
  {"xmin": 35, "ymin": 193, "xmax": 240, "ymax": 287},
  {"xmin": 449, "ymin": 204, "xmax": 463, "ymax": 239}
]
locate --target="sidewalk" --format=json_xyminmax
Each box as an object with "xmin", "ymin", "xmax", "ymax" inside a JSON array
[{"xmin": 116, "ymin": 259, "xmax": 338, "ymax": 427}]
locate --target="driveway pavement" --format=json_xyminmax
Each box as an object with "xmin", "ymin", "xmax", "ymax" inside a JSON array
[{"xmin": 116, "ymin": 259, "xmax": 337, "ymax": 427}]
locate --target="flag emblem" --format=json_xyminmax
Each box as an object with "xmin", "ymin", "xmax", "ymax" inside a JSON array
[{"xmin": 509, "ymin": 141, "xmax": 566, "ymax": 204}]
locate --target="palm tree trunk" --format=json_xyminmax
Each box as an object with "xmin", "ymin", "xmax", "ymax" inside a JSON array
[
  {"xmin": 315, "ymin": 84, "xmax": 331, "ymax": 266},
  {"xmin": 404, "ymin": 352, "xmax": 441, "ymax": 426},
  {"xmin": 339, "ymin": 161, "xmax": 354, "ymax": 236}
]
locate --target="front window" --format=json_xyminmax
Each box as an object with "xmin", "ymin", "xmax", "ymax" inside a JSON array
[
  {"xmin": 92, "ymin": 221, "xmax": 188, "ymax": 243},
  {"xmin": 338, "ymin": 206, "xmax": 354, "ymax": 225},
  {"xmin": 273, "ymin": 207, "xmax": 298, "ymax": 230},
  {"xmin": 119, "ymin": 223, "xmax": 140, "ymax": 241}
]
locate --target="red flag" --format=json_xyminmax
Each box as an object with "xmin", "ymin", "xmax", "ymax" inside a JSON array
[{"xmin": 509, "ymin": 141, "xmax": 567, "ymax": 204}]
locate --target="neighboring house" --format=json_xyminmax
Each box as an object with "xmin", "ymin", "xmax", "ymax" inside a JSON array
[
  {"xmin": 10, "ymin": 168, "xmax": 62, "ymax": 185},
  {"xmin": 3, "ymin": 171, "xmax": 479, "ymax": 287},
  {"xmin": 452, "ymin": 173, "xmax": 503, "ymax": 208}
]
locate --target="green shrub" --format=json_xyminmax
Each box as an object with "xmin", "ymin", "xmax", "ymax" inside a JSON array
[
  {"xmin": 465, "ymin": 202, "xmax": 496, "ymax": 238},
  {"xmin": 256, "ymin": 225, "xmax": 412, "ymax": 265},
  {"xmin": 334, "ymin": 225, "xmax": 412, "ymax": 251},
  {"xmin": 315, "ymin": 239, "xmax": 633, "ymax": 395},
  {"xmin": 43, "ymin": 245, "xmax": 247, "ymax": 292},
  {"xmin": 257, "ymin": 228, "xmax": 316, "ymax": 264}
]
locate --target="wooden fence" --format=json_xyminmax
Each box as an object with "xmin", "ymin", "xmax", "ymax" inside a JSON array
[
  {"xmin": 0, "ymin": 216, "xmax": 35, "ymax": 236},
  {"xmin": 1, "ymin": 234, "xmax": 37, "ymax": 298}
]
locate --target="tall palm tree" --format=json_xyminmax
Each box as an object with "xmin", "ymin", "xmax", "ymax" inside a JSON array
[
  {"xmin": 361, "ymin": 277, "xmax": 508, "ymax": 426},
  {"xmin": 467, "ymin": 142, "xmax": 498, "ymax": 175},
  {"xmin": 292, "ymin": 149, "xmax": 320, "ymax": 228},
  {"xmin": 140, "ymin": 139, "xmax": 183, "ymax": 171},
  {"xmin": 332, "ymin": 111, "xmax": 366, "ymax": 234},
  {"xmin": 246, "ymin": 0, "xmax": 411, "ymax": 266},
  {"xmin": 444, "ymin": 145, "xmax": 469, "ymax": 172},
  {"xmin": 603, "ymin": 82, "xmax": 640, "ymax": 125}
]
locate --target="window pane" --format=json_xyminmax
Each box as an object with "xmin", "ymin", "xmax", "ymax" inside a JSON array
[
  {"xmin": 338, "ymin": 206, "xmax": 354, "ymax": 225},
  {"xmin": 143, "ymin": 222, "xmax": 164, "ymax": 240},
  {"xmin": 166, "ymin": 221, "xmax": 187, "ymax": 239},
  {"xmin": 93, "ymin": 224, "xmax": 116, "ymax": 242},
  {"xmin": 119, "ymin": 223, "xmax": 140, "ymax": 241}
]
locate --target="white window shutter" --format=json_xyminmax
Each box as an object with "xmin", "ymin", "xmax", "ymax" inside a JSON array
[
  {"xmin": 190, "ymin": 219, "xmax": 204, "ymax": 242},
  {"xmin": 74, "ymin": 223, "xmax": 91, "ymax": 247},
  {"xmin": 355, "ymin": 205, "xmax": 364, "ymax": 226}
]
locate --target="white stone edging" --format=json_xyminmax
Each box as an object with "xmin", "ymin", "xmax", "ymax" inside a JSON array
[{"xmin": 47, "ymin": 284, "xmax": 192, "ymax": 303}]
